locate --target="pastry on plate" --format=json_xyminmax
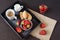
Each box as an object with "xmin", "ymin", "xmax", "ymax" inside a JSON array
[
  {"xmin": 27, "ymin": 12, "xmax": 32, "ymax": 20},
  {"xmin": 20, "ymin": 12, "xmax": 24, "ymax": 19},
  {"xmin": 19, "ymin": 11, "xmax": 32, "ymax": 20},
  {"xmin": 22, "ymin": 11, "xmax": 28, "ymax": 19}
]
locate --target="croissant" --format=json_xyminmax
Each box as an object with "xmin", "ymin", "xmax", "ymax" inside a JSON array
[{"xmin": 20, "ymin": 11, "xmax": 32, "ymax": 20}]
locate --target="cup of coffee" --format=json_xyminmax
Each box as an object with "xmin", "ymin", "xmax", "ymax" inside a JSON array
[{"xmin": 6, "ymin": 9, "xmax": 17, "ymax": 20}]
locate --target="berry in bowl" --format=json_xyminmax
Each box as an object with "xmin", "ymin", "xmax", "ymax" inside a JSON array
[{"xmin": 20, "ymin": 19, "xmax": 33, "ymax": 31}]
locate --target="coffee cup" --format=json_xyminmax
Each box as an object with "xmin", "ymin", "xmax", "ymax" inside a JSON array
[
  {"xmin": 6, "ymin": 9, "xmax": 17, "ymax": 20},
  {"xmin": 14, "ymin": 4, "xmax": 23, "ymax": 12}
]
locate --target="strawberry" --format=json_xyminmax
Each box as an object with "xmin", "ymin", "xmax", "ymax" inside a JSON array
[
  {"xmin": 40, "ymin": 6, "xmax": 45, "ymax": 11},
  {"xmin": 39, "ymin": 4, "xmax": 48, "ymax": 14},
  {"xmin": 23, "ymin": 25, "xmax": 27, "ymax": 30},
  {"xmin": 24, "ymin": 20, "xmax": 30, "ymax": 25},
  {"xmin": 40, "ymin": 23, "xmax": 46, "ymax": 28},
  {"xmin": 16, "ymin": 27, "xmax": 22, "ymax": 33},
  {"xmin": 39, "ymin": 30, "xmax": 47, "ymax": 35}
]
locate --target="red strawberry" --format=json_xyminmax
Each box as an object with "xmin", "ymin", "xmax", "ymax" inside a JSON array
[
  {"xmin": 39, "ymin": 30, "xmax": 47, "ymax": 35},
  {"xmin": 24, "ymin": 20, "xmax": 30, "ymax": 25},
  {"xmin": 40, "ymin": 6, "xmax": 45, "ymax": 11},
  {"xmin": 18, "ymin": 20, "xmax": 21, "ymax": 24},
  {"xmin": 40, "ymin": 23, "xmax": 46, "ymax": 28},
  {"xmin": 16, "ymin": 27, "xmax": 22, "ymax": 33},
  {"xmin": 39, "ymin": 4, "xmax": 48, "ymax": 14},
  {"xmin": 23, "ymin": 25, "xmax": 27, "ymax": 30}
]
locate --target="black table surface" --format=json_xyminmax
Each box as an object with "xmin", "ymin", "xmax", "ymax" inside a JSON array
[{"xmin": 0, "ymin": 0, "xmax": 60, "ymax": 40}]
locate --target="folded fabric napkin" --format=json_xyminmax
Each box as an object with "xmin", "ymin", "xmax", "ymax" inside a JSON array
[{"xmin": 28, "ymin": 9, "xmax": 57, "ymax": 40}]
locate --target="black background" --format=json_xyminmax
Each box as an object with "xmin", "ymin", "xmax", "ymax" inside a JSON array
[{"xmin": 0, "ymin": 0, "xmax": 60, "ymax": 40}]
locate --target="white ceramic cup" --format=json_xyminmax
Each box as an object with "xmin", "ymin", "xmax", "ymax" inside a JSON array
[
  {"xmin": 14, "ymin": 4, "xmax": 23, "ymax": 12},
  {"xmin": 6, "ymin": 9, "xmax": 17, "ymax": 20}
]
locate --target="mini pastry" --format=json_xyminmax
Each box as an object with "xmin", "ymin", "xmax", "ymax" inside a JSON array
[
  {"xmin": 20, "ymin": 12, "xmax": 24, "ymax": 19},
  {"xmin": 27, "ymin": 12, "xmax": 32, "ymax": 20},
  {"xmin": 19, "ymin": 11, "xmax": 32, "ymax": 20},
  {"xmin": 22, "ymin": 11, "xmax": 28, "ymax": 19}
]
